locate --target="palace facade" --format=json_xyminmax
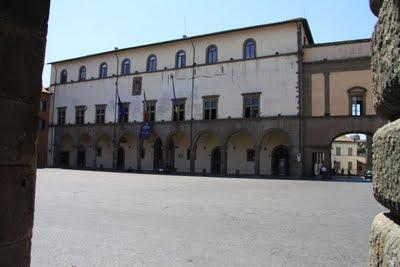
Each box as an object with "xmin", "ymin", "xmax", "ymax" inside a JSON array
[{"xmin": 48, "ymin": 18, "xmax": 385, "ymax": 177}]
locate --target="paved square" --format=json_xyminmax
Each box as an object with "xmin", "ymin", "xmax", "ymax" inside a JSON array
[{"xmin": 32, "ymin": 169, "xmax": 382, "ymax": 266}]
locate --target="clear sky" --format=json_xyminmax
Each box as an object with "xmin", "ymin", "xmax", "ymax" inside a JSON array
[{"xmin": 43, "ymin": 0, "xmax": 377, "ymax": 86}]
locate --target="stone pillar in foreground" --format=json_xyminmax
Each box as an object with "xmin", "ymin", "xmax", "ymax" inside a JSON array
[
  {"xmin": 369, "ymin": 0, "xmax": 400, "ymax": 266},
  {"xmin": 0, "ymin": 1, "xmax": 50, "ymax": 266}
]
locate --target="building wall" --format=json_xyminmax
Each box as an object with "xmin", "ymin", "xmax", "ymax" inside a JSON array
[
  {"xmin": 37, "ymin": 91, "xmax": 51, "ymax": 167},
  {"xmin": 331, "ymin": 141, "xmax": 359, "ymax": 174}
]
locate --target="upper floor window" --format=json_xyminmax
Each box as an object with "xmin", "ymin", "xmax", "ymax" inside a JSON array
[
  {"xmin": 244, "ymin": 39, "xmax": 256, "ymax": 59},
  {"xmin": 79, "ymin": 66, "xmax": 86, "ymax": 81},
  {"xmin": 57, "ymin": 107, "xmax": 66, "ymax": 125},
  {"xmin": 118, "ymin": 103, "xmax": 129, "ymax": 123},
  {"xmin": 144, "ymin": 100, "xmax": 156, "ymax": 122},
  {"xmin": 121, "ymin": 59, "xmax": 131, "ymax": 75},
  {"xmin": 176, "ymin": 50, "xmax": 186, "ymax": 68},
  {"xmin": 348, "ymin": 147, "xmax": 353, "ymax": 156},
  {"xmin": 172, "ymin": 98, "xmax": 186, "ymax": 121},
  {"xmin": 348, "ymin": 87, "xmax": 366, "ymax": 117},
  {"xmin": 39, "ymin": 100, "xmax": 47, "ymax": 112},
  {"xmin": 60, "ymin": 69, "xmax": 68, "ymax": 84},
  {"xmin": 147, "ymin": 55, "xmax": 157, "ymax": 72},
  {"xmin": 99, "ymin": 62, "xmax": 108, "ymax": 78},
  {"xmin": 243, "ymin": 93, "xmax": 260, "ymax": 118},
  {"xmin": 95, "ymin": 105, "xmax": 106, "ymax": 124},
  {"xmin": 203, "ymin": 96, "xmax": 218, "ymax": 120},
  {"xmin": 336, "ymin": 147, "xmax": 341, "ymax": 156},
  {"xmin": 206, "ymin": 45, "xmax": 218, "ymax": 64},
  {"xmin": 75, "ymin": 106, "xmax": 86, "ymax": 125}
]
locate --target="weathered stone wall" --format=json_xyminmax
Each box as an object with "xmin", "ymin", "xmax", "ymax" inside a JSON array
[
  {"xmin": 369, "ymin": 0, "xmax": 400, "ymax": 266},
  {"xmin": 0, "ymin": 1, "xmax": 50, "ymax": 266}
]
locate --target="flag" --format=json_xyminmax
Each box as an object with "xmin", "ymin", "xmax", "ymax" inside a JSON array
[
  {"xmin": 171, "ymin": 74, "xmax": 179, "ymax": 114},
  {"xmin": 143, "ymin": 89, "xmax": 149, "ymax": 122},
  {"xmin": 117, "ymin": 89, "xmax": 125, "ymax": 122}
]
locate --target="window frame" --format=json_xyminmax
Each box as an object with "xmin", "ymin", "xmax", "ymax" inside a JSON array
[
  {"xmin": 206, "ymin": 45, "xmax": 218, "ymax": 64},
  {"xmin": 57, "ymin": 107, "xmax": 66, "ymax": 125},
  {"xmin": 95, "ymin": 104, "xmax": 106, "ymax": 124},
  {"xmin": 147, "ymin": 54, "xmax": 157, "ymax": 72},
  {"xmin": 121, "ymin": 59, "xmax": 131, "ymax": 75},
  {"xmin": 243, "ymin": 38, "xmax": 256, "ymax": 59},
  {"xmin": 75, "ymin": 105, "xmax": 86, "ymax": 125},
  {"xmin": 79, "ymin": 66, "xmax": 86, "ymax": 81},
  {"xmin": 143, "ymin": 100, "xmax": 157, "ymax": 122},
  {"xmin": 172, "ymin": 98, "xmax": 186, "ymax": 121},
  {"xmin": 176, "ymin": 50, "xmax": 186, "ymax": 68},
  {"xmin": 202, "ymin": 95, "xmax": 219, "ymax": 120},
  {"xmin": 242, "ymin": 92, "xmax": 261, "ymax": 118},
  {"xmin": 348, "ymin": 87, "xmax": 367, "ymax": 117},
  {"xmin": 60, "ymin": 69, "xmax": 68, "ymax": 84},
  {"xmin": 118, "ymin": 102, "xmax": 130, "ymax": 123},
  {"xmin": 99, "ymin": 62, "xmax": 108, "ymax": 78}
]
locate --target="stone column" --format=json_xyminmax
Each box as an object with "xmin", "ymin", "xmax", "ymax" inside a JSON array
[
  {"xmin": 136, "ymin": 142, "xmax": 142, "ymax": 172},
  {"xmin": 369, "ymin": 0, "xmax": 400, "ymax": 265},
  {"xmin": 220, "ymin": 145, "xmax": 227, "ymax": 175},
  {"xmin": 0, "ymin": 2, "xmax": 50, "ymax": 266},
  {"xmin": 190, "ymin": 145, "xmax": 196, "ymax": 174},
  {"xmin": 254, "ymin": 145, "xmax": 261, "ymax": 176}
]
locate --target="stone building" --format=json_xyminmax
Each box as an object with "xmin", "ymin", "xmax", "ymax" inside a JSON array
[
  {"xmin": 37, "ymin": 88, "xmax": 51, "ymax": 168},
  {"xmin": 331, "ymin": 135, "xmax": 367, "ymax": 175},
  {"xmin": 47, "ymin": 18, "xmax": 385, "ymax": 177}
]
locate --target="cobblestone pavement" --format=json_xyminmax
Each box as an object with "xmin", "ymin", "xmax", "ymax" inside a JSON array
[{"xmin": 31, "ymin": 169, "xmax": 382, "ymax": 267}]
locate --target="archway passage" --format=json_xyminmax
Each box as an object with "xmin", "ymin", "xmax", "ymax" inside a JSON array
[
  {"xmin": 272, "ymin": 146, "xmax": 290, "ymax": 176},
  {"xmin": 117, "ymin": 146, "xmax": 125, "ymax": 170},
  {"xmin": 195, "ymin": 132, "xmax": 221, "ymax": 174},
  {"xmin": 154, "ymin": 138, "xmax": 163, "ymax": 171},
  {"xmin": 259, "ymin": 130, "xmax": 292, "ymax": 176},
  {"xmin": 77, "ymin": 145, "xmax": 86, "ymax": 168},
  {"xmin": 59, "ymin": 135, "xmax": 74, "ymax": 167},
  {"xmin": 211, "ymin": 146, "xmax": 221, "ymax": 174},
  {"xmin": 329, "ymin": 133, "xmax": 373, "ymax": 177},
  {"xmin": 166, "ymin": 138, "xmax": 175, "ymax": 172}
]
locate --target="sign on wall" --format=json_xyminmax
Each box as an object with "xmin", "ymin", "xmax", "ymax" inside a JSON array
[{"xmin": 140, "ymin": 121, "xmax": 152, "ymax": 140}]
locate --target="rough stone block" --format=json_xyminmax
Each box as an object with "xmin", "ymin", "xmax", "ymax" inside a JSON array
[
  {"xmin": 0, "ymin": 98, "xmax": 38, "ymax": 166},
  {"xmin": 371, "ymin": 0, "xmax": 400, "ymax": 120},
  {"xmin": 0, "ymin": 166, "xmax": 35, "ymax": 244},
  {"xmin": 0, "ymin": 239, "xmax": 31, "ymax": 267},
  {"xmin": 373, "ymin": 119, "xmax": 400, "ymax": 216},
  {"xmin": 370, "ymin": 0, "xmax": 384, "ymax": 16},
  {"xmin": 370, "ymin": 213, "xmax": 400, "ymax": 266}
]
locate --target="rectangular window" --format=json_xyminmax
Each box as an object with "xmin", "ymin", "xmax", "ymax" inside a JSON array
[
  {"xmin": 348, "ymin": 147, "xmax": 353, "ymax": 156},
  {"xmin": 118, "ymin": 103, "xmax": 129, "ymax": 123},
  {"xmin": 336, "ymin": 147, "xmax": 341, "ymax": 156},
  {"xmin": 348, "ymin": 161, "xmax": 353, "ymax": 171},
  {"xmin": 247, "ymin": 149, "xmax": 255, "ymax": 162},
  {"xmin": 351, "ymin": 96, "xmax": 363, "ymax": 116},
  {"xmin": 75, "ymin": 106, "xmax": 85, "ymax": 125},
  {"xmin": 144, "ymin": 101, "xmax": 156, "ymax": 122},
  {"xmin": 203, "ymin": 97, "xmax": 218, "ymax": 120},
  {"xmin": 40, "ymin": 100, "xmax": 47, "ymax": 112},
  {"xmin": 57, "ymin": 107, "xmax": 66, "ymax": 125},
  {"xmin": 243, "ymin": 94, "xmax": 260, "ymax": 118},
  {"xmin": 95, "ymin": 105, "xmax": 106, "ymax": 124},
  {"xmin": 172, "ymin": 99, "xmax": 186, "ymax": 121}
]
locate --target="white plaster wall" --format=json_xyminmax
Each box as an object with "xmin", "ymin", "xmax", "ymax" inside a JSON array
[
  {"xmin": 259, "ymin": 132, "xmax": 291, "ymax": 175},
  {"xmin": 304, "ymin": 41, "xmax": 371, "ymax": 62},
  {"xmin": 227, "ymin": 133, "xmax": 255, "ymax": 175}
]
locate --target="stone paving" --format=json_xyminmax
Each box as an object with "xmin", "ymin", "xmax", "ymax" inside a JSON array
[{"xmin": 31, "ymin": 169, "xmax": 382, "ymax": 267}]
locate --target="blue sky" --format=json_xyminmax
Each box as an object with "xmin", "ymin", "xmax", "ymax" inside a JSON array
[{"xmin": 43, "ymin": 0, "xmax": 376, "ymax": 86}]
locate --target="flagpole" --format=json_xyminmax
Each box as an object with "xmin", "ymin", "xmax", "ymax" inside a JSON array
[
  {"xmin": 189, "ymin": 39, "xmax": 195, "ymax": 174},
  {"xmin": 113, "ymin": 47, "xmax": 119, "ymax": 169}
]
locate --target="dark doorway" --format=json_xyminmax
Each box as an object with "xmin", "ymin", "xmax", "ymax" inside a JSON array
[
  {"xmin": 166, "ymin": 138, "xmax": 175, "ymax": 172},
  {"xmin": 77, "ymin": 146, "xmax": 86, "ymax": 168},
  {"xmin": 154, "ymin": 138, "xmax": 163, "ymax": 171},
  {"xmin": 117, "ymin": 146, "xmax": 125, "ymax": 170},
  {"xmin": 211, "ymin": 146, "xmax": 221, "ymax": 174},
  {"xmin": 272, "ymin": 146, "xmax": 290, "ymax": 176},
  {"xmin": 60, "ymin": 151, "xmax": 70, "ymax": 167}
]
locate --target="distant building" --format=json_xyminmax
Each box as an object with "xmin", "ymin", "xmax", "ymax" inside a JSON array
[
  {"xmin": 37, "ymin": 88, "xmax": 51, "ymax": 167},
  {"xmin": 331, "ymin": 135, "xmax": 367, "ymax": 175}
]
